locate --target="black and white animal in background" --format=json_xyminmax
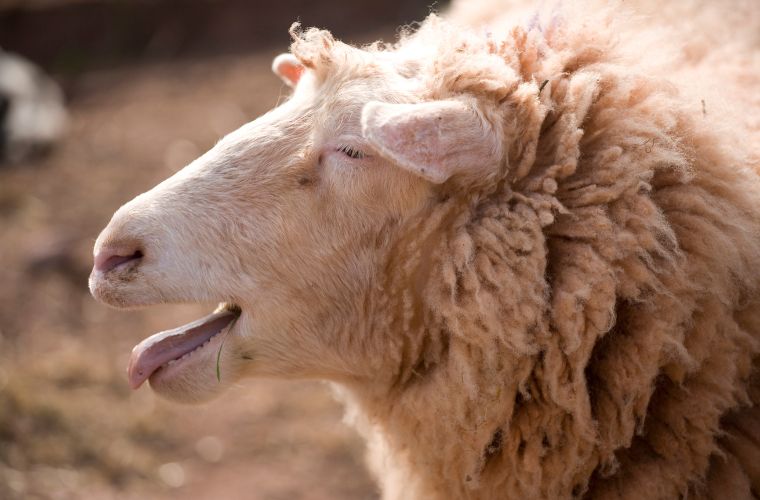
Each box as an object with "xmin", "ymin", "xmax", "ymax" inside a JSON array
[{"xmin": 0, "ymin": 50, "xmax": 66, "ymax": 164}]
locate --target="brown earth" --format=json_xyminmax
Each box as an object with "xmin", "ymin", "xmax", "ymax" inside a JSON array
[{"xmin": 0, "ymin": 50, "xmax": 383, "ymax": 500}]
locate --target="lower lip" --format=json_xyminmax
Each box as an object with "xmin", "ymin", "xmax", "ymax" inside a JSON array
[{"xmin": 148, "ymin": 321, "xmax": 232, "ymax": 387}]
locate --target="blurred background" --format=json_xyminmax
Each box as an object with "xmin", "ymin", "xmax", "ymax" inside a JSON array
[{"xmin": 0, "ymin": 1, "xmax": 442, "ymax": 498}]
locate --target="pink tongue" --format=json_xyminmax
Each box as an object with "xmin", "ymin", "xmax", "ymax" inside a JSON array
[{"xmin": 127, "ymin": 310, "xmax": 237, "ymax": 389}]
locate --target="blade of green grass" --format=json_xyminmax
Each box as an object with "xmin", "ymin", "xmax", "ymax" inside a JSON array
[{"xmin": 216, "ymin": 315, "xmax": 239, "ymax": 382}]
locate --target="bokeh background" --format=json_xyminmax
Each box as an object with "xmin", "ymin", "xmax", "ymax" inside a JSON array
[{"xmin": 0, "ymin": 1, "xmax": 442, "ymax": 498}]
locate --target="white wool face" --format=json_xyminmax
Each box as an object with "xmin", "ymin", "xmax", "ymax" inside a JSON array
[{"xmin": 89, "ymin": 45, "xmax": 502, "ymax": 401}]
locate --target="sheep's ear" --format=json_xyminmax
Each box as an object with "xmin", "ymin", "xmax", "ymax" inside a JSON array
[
  {"xmin": 361, "ymin": 100, "xmax": 500, "ymax": 184},
  {"xmin": 272, "ymin": 53, "xmax": 305, "ymax": 87}
]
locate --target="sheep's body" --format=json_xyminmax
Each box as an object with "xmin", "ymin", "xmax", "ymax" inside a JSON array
[
  {"xmin": 89, "ymin": 1, "xmax": 760, "ymax": 498},
  {"xmin": 335, "ymin": 3, "xmax": 760, "ymax": 499}
]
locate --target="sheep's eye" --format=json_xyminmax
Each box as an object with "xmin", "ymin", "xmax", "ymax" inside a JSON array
[{"xmin": 337, "ymin": 145, "xmax": 366, "ymax": 159}]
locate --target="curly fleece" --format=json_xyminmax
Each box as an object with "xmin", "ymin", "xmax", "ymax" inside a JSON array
[{"xmin": 288, "ymin": 2, "xmax": 760, "ymax": 499}]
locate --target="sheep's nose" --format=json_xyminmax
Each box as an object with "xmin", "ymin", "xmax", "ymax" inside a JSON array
[{"xmin": 93, "ymin": 245, "xmax": 144, "ymax": 273}]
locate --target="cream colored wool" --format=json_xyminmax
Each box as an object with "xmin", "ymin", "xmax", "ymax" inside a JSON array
[{"xmin": 326, "ymin": 3, "xmax": 760, "ymax": 499}]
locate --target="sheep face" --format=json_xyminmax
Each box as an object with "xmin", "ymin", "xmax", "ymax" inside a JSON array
[{"xmin": 89, "ymin": 37, "xmax": 502, "ymax": 403}]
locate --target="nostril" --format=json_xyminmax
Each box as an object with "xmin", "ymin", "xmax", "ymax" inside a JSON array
[{"xmin": 94, "ymin": 248, "xmax": 143, "ymax": 273}]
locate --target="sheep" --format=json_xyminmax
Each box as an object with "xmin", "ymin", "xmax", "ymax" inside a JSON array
[
  {"xmin": 89, "ymin": 1, "xmax": 760, "ymax": 498},
  {"xmin": 0, "ymin": 50, "xmax": 67, "ymax": 164}
]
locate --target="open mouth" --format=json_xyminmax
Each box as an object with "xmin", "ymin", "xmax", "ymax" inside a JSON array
[{"xmin": 127, "ymin": 302, "xmax": 242, "ymax": 389}]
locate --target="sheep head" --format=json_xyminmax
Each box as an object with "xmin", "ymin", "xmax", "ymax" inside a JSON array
[{"xmin": 89, "ymin": 26, "xmax": 509, "ymax": 403}]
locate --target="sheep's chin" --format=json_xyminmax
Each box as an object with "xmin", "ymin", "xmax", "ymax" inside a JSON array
[
  {"xmin": 147, "ymin": 326, "xmax": 231, "ymax": 404},
  {"xmin": 132, "ymin": 303, "xmax": 244, "ymax": 404}
]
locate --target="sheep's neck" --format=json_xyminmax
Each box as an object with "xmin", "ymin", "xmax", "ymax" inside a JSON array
[{"xmin": 340, "ymin": 194, "xmax": 569, "ymax": 499}]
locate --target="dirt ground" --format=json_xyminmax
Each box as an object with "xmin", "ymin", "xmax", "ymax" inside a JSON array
[{"xmin": 0, "ymin": 50, "xmax": 381, "ymax": 499}]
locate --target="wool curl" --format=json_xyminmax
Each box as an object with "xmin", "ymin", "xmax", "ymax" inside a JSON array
[{"xmin": 313, "ymin": 2, "xmax": 760, "ymax": 499}]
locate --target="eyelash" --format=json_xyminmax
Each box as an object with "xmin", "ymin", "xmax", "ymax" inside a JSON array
[{"xmin": 337, "ymin": 145, "xmax": 366, "ymax": 159}]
